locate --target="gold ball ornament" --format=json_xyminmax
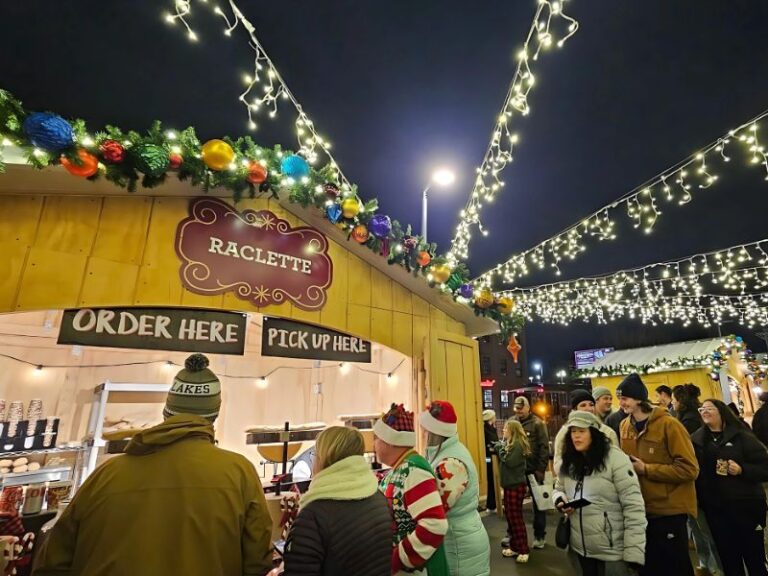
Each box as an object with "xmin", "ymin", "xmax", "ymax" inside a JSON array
[
  {"xmin": 430, "ymin": 264, "xmax": 452, "ymax": 284},
  {"xmin": 341, "ymin": 198, "xmax": 361, "ymax": 219},
  {"xmin": 497, "ymin": 297, "xmax": 515, "ymax": 315},
  {"xmin": 201, "ymin": 139, "xmax": 235, "ymax": 171},
  {"xmin": 475, "ymin": 289, "xmax": 494, "ymax": 309}
]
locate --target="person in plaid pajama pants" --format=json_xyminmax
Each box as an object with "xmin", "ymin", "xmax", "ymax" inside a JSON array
[{"xmin": 495, "ymin": 419, "xmax": 531, "ymax": 563}]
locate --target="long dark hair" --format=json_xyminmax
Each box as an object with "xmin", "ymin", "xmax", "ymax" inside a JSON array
[
  {"xmin": 560, "ymin": 427, "xmax": 611, "ymax": 480},
  {"xmin": 702, "ymin": 399, "xmax": 748, "ymax": 431},
  {"xmin": 672, "ymin": 383, "xmax": 701, "ymax": 414}
]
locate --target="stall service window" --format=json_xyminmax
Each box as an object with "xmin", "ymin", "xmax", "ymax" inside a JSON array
[
  {"xmin": 501, "ymin": 390, "xmax": 510, "ymax": 408},
  {"xmin": 480, "ymin": 356, "xmax": 492, "ymax": 377},
  {"xmin": 483, "ymin": 389, "xmax": 493, "ymax": 409}
]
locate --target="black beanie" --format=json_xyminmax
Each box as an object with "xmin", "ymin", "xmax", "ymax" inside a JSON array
[
  {"xmin": 570, "ymin": 389, "xmax": 595, "ymax": 409},
  {"xmin": 617, "ymin": 373, "xmax": 648, "ymax": 401}
]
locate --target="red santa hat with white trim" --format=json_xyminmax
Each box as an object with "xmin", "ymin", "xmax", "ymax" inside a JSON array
[
  {"xmin": 419, "ymin": 400, "xmax": 458, "ymax": 438},
  {"xmin": 373, "ymin": 403, "xmax": 416, "ymax": 447}
]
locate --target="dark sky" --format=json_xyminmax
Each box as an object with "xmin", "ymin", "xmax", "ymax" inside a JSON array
[{"xmin": 2, "ymin": 1, "xmax": 768, "ymax": 378}]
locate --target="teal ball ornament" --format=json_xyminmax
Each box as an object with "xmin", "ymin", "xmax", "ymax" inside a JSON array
[{"xmin": 280, "ymin": 154, "xmax": 310, "ymax": 179}]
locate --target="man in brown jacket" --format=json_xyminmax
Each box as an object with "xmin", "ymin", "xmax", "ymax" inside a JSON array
[{"xmin": 617, "ymin": 373, "xmax": 699, "ymax": 576}]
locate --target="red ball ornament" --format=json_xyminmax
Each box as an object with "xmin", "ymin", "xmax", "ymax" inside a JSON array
[
  {"xmin": 169, "ymin": 153, "xmax": 184, "ymax": 170},
  {"xmin": 247, "ymin": 162, "xmax": 268, "ymax": 184},
  {"xmin": 99, "ymin": 139, "xmax": 125, "ymax": 163},
  {"xmin": 60, "ymin": 149, "xmax": 99, "ymax": 178},
  {"xmin": 351, "ymin": 224, "xmax": 369, "ymax": 244},
  {"xmin": 324, "ymin": 183, "xmax": 340, "ymax": 199},
  {"xmin": 417, "ymin": 251, "xmax": 432, "ymax": 267}
]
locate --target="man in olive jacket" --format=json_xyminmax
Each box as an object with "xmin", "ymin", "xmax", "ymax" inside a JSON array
[
  {"xmin": 513, "ymin": 395, "xmax": 549, "ymax": 548},
  {"xmin": 33, "ymin": 354, "xmax": 273, "ymax": 576},
  {"xmin": 617, "ymin": 373, "xmax": 699, "ymax": 576}
]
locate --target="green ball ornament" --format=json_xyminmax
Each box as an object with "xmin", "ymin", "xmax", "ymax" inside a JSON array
[
  {"xmin": 445, "ymin": 272, "xmax": 463, "ymax": 292},
  {"xmin": 132, "ymin": 144, "xmax": 169, "ymax": 177}
]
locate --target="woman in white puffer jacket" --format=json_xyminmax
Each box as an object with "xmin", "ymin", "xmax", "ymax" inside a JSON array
[{"xmin": 552, "ymin": 411, "xmax": 647, "ymax": 576}]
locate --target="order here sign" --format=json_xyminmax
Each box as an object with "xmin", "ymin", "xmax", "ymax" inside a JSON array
[
  {"xmin": 261, "ymin": 317, "xmax": 371, "ymax": 363},
  {"xmin": 58, "ymin": 307, "xmax": 247, "ymax": 355}
]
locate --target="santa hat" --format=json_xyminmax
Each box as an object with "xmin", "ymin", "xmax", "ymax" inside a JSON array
[
  {"xmin": 419, "ymin": 400, "xmax": 458, "ymax": 438},
  {"xmin": 373, "ymin": 404, "xmax": 415, "ymax": 447}
]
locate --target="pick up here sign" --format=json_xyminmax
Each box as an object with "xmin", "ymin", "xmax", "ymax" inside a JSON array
[{"xmin": 261, "ymin": 317, "xmax": 371, "ymax": 363}]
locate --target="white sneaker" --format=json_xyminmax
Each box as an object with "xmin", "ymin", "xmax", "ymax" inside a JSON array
[
  {"xmin": 501, "ymin": 548, "xmax": 517, "ymax": 558},
  {"xmin": 532, "ymin": 538, "xmax": 546, "ymax": 549},
  {"xmin": 516, "ymin": 554, "xmax": 529, "ymax": 563}
]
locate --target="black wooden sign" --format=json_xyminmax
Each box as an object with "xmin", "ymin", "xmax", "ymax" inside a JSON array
[
  {"xmin": 261, "ymin": 317, "xmax": 371, "ymax": 363},
  {"xmin": 58, "ymin": 307, "xmax": 247, "ymax": 355}
]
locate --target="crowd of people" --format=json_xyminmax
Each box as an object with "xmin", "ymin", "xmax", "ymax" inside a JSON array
[{"xmin": 484, "ymin": 374, "xmax": 768, "ymax": 576}]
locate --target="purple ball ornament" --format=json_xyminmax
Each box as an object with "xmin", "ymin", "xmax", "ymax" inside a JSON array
[
  {"xmin": 459, "ymin": 284, "xmax": 474, "ymax": 299},
  {"xmin": 326, "ymin": 203, "xmax": 342, "ymax": 224},
  {"xmin": 368, "ymin": 214, "xmax": 392, "ymax": 238},
  {"xmin": 22, "ymin": 112, "xmax": 74, "ymax": 153}
]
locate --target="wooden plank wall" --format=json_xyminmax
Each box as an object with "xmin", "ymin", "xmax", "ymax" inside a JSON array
[{"xmin": 0, "ymin": 194, "xmax": 467, "ymax": 359}]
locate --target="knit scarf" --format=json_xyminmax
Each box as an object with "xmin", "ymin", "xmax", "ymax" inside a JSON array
[{"xmin": 300, "ymin": 455, "xmax": 378, "ymax": 507}]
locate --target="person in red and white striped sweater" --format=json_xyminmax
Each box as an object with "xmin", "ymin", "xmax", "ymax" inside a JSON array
[{"xmin": 374, "ymin": 404, "xmax": 450, "ymax": 576}]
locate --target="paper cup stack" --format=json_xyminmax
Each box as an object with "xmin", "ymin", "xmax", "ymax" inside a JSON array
[{"xmin": 7, "ymin": 402, "xmax": 23, "ymax": 437}]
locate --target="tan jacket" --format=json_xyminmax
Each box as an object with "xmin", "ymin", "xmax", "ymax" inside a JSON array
[
  {"xmin": 33, "ymin": 416, "xmax": 273, "ymax": 576},
  {"xmin": 620, "ymin": 407, "xmax": 699, "ymax": 518}
]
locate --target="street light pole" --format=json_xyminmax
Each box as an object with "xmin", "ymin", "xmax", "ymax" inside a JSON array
[{"xmin": 421, "ymin": 185, "xmax": 430, "ymax": 243}]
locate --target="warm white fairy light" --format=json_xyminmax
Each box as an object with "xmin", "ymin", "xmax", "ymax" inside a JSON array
[
  {"xmin": 501, "ymin": 239, "xmax": 768, "ymax": 328},
  {"xmin": 447, "ymin": 0, "xmax": 579, "ymax": 265},
  {"xmin": 162, "ymin": 0, "xmax": 347, "ymax": 187},
  {"xmin": 476, "ymin": 109, "xmax": 768, "ymax": 287}
]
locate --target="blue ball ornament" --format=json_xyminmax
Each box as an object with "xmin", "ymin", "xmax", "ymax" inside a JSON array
[
  {"xmin": 459, "ymin": 284, "xmax": 474, "ymax": 299},
  {"xmin": 368, "ymin": 214, "xmax": 392, "ymax": 238},
  {"xmin": 326, "ymin": 204, "xmax": 342, "ymax": 224},
  {"xmin": 280, "ymin": 154, "xmax": 310, "ymax": 179},
  {"xmin": 22, "ymin": 112, "xmax": 74, "ymax": 153},
  {"xmin": 736, "ymin": 336, "xmax": 743, "ymax": 343}
]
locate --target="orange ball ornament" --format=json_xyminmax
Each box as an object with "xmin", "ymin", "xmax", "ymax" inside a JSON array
[
  {"xmin": 247, "ymin": 161, "xmax": 268, "ymax": 184},
  {"xmin": 475, "ymin": 288, "xmax": 494, "ymax": 309},
  {"xmin": 497, "ymin": 296, "xmax": 515, "ymax": 315},
  {"xmin": 60, "ymin": 149, "xmax": 99, "ymax": 178},
  {"xmin": 430, "ymin": 264, "xmax": 452, "ymax": 284},
  {"xmin": 417, "ymin": 251, "xmax": 432, "ymax": 267},
  {"xmin": 351, "ymin": 224, "xmax": 369, "ymax": 244}
]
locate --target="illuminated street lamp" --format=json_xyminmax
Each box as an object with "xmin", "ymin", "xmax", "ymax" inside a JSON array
[{"xmin": 421, "ymin": 168, "xmax": 456, "ymax": 243}]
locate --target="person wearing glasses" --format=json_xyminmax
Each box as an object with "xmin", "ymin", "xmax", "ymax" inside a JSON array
[
  {"xmin": 513, "ymin": 395, "xmax": 550, "ymax": 550},
  {"xmin": 691, "ymin": 399, "xmax": 768, "ymax": 576}
]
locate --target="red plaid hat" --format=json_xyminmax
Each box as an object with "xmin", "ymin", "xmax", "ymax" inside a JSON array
[{"xmin": 373, "ymin": 403, "xmax": 416, "ymax": 447}]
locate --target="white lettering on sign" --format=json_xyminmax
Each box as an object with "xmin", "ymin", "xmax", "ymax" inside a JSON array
[
  {"xmin": 72, "ymin": 309, "xmax": 96, "ymax": 332},
  {"xmin": 269, "ymin": 328, "xmax": 367, "ymax": 354},
  {"xmin": 207, "ymin": 236, "xmax": 313, "ymax": 276}
]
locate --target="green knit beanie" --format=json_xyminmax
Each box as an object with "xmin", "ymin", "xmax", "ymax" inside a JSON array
[{"xmin": 164, "ymin": 354, "xmax": 222, "ymax": 421}]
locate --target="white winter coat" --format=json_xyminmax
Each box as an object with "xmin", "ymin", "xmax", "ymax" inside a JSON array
[{"xmin": 553, "ymin": 446, "xmax": 646, "ymax": 565}]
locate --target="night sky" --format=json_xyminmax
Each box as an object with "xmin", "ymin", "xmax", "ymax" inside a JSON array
[{"xmin": 2, "ymin": 1, "xmax": 768, "ymax": 378}]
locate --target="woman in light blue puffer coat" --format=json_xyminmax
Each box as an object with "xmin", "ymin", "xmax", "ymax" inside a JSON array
[
  {"xmin": 420, "ymin": 401, "xmax": 491, "ymax": 576},
  {"xmin": 552, "ymin": 411, "xmax": 646, "ymax": 576}
]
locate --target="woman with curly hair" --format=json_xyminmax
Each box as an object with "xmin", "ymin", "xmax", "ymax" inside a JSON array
[{"xmin": 553, "ymin": 411, "xmax": 646, "ymax": 576}]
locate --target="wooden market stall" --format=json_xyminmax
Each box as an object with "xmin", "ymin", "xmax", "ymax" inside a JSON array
[
  {"xmin": 580, "ymin": 337, "xmax": 762, "ymax": 417},
  {"xmin": 0, "ymin": 153, "xmax": 499, "ymax": 514}
]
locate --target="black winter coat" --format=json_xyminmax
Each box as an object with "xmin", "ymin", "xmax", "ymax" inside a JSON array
[
  {"xmin": 283, "ymin": 492, "xmax": 393, "ymax": 576},
  {"xmin": 752, "ymin": 404, "xmax": 768, "ymax": 448},
  {"xmin": 484, "ymin": 422, "xmax": 499, "ymax": 457},
  {"xmin": 605, "ymin": 410, "xmax": 627, "ymax": 439},
  {"xmin": 677, "ymin": 408, "xmax": 703, "ymax": 436},
  {"xmin": 691, "ymin": 424, "xmax": 768, "ymax": 508},
  {"xmin": 518, "ymin": 414, "xmax": 549, "ymax": 474}
]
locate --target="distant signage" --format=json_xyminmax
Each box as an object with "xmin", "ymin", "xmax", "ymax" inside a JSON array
[
  {"xmin": 58, "ymin": 307, "xmax": 247, "ymax": 355},
  {"xmin": 175, "ymin": 198, "xmax": 333, "ymax": 311},
  {"xmin": 480, "ymin": 379, "xmax": 496, "ymax": 388},
  {"xmin": 574, "ymin": 347, "xmax": 614, "ymax": 369},
  {"xmin": 261, "ymin": 317, "xmax": 371, "ymax": 363}
]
